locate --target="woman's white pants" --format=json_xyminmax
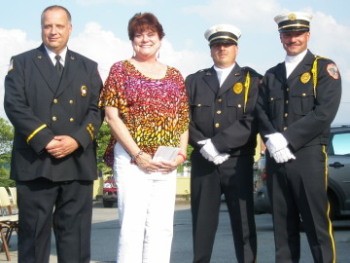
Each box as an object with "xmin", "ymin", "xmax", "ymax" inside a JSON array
[{"xmin": 114, "ymin": 143, "xmax": 177, "ymax": 263}]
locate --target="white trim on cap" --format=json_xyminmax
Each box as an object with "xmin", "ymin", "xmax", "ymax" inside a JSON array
[
  {"xmin": 204, "ymin": 24, "xmax": 241, "ymax": 41},
  {"xmin": 274, "ymin": 11, "xmax": 313, "ymax": 24}
]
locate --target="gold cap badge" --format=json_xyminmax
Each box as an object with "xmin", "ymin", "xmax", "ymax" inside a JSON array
[
  {"xmin": 300, "ymin": 72, "xmax": 311, "ymax": 84},
  {"xmin": 288, "ymin": 13, "xmax": 297, "ymax": 21},
  {"xmin": 233, "ymin": 83, "xmax": 243, "ymax": 94},
  {"xmin": 81, "ymin": 85, "xmax": 88, "ymax": 97}
]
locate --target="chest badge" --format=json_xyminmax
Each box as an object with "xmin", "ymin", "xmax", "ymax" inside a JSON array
[
  {"xmin": 233, "ymin": 83, "xmax": 243, "ymax": 94},
  {"xmin": 81, "ymin": 85, "xmax": 88, "ymax": 97},
  {"xmin": 300, "ymin": 72, "xmax": 311, "ymax": 84}
]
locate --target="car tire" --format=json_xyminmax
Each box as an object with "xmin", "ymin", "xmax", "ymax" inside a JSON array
[{"xmin": 103, "ymin": 200, "xmax": 115, "ymax": 208}]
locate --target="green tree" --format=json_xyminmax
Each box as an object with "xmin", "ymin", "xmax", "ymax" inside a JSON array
[
  {"xmin": 0, "ymin": 117, "xmax": 15, "ymax": 187},
  {"xmin": 96, "ymin": 122, "xmax": 112, "ymax": 176},
  {"xmin": 0, "ymin": 118, "xmax": 14, "ymax": 155}
]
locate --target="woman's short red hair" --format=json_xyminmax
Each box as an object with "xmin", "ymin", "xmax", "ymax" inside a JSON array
[{"xmin": 128, "ymin": 12, "xmax": 165, "ymax": 40}]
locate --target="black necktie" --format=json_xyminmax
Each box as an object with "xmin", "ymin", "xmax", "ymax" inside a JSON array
[{"xmin": 55, "ymin": 55, "xmax": 63, "ymax": 76}]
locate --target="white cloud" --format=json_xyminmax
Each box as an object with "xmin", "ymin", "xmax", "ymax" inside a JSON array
[
  {"xmin": 311, "ymin": 11, "xmax": 350, "ymax": 76},
  {"xmin": 159, "ymin": 40, "xmax": 211, "ymax": 78},
  {"xmin": 1, "ymin": 3, "xmax": 349, "ymax": 123},
  {"xmin": 68, "ymin": 22, "xmax": 210, "ymax": 80},
  {"xmin": 307, "ymin": 11, "xmax": 350, "ymax": 123},
  {"xmin": 0, "ymin": 28, "xmax": 39, "ymax": 120},
  {"xmin": 0, "ymin": 23, "xmax": 210, "ymax": 120},
  {"xmin": 183, "ymin": 0, "xmax": 281, "ymax": 30},
  {"xmin": 184, "ymin": 1, "xmax": 350, "ymax": 122},
  {"xmin": 69, "ymin": 22, "xmax": 132, "ymax": 80},
  {"xmin": 75, "ymin": 0, "xmax": 147, "ymax": 6}
]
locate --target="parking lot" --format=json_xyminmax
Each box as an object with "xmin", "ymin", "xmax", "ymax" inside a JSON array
[{"xmin": 2, "ymin": 199, "xmax": 350, "ymax": 262}]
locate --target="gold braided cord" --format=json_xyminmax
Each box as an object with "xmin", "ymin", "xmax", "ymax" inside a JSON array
[
  {"xmin": 322, "ymin": 145, "xmax": 336, "ymax": 263},
  {"xmin": 86, "ymin": 125, "xmax": 95, "ymax": 140},
  {"xmin": 311, "ymin": 56, "xmax": 327, "ymax": 98},
  {"xmin": 26, "ymin": 124, "xmax": 47, "ymax": 143},
  {"xmin": 243, "ymin": 72, "xmax": 251, "ymax": 113}
]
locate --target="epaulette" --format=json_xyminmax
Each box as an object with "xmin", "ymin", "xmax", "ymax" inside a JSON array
[
  {"xmin": 241, "ymin": 66, "xmax": 263, "ymax": 78},
  {"xmin": 185, "ymin": 68, "xmax": 210, "ymax": 80},
  {"xmin": 201, "ymin": 68, "xmax": 212, "ymax": 74},
  {"xmin": 188, "ymin": 68, "xmax": 210, "ymax": 76},
  {"xmin": 314, "ymin": 55, "xmax": 329, "ymax": 61}
]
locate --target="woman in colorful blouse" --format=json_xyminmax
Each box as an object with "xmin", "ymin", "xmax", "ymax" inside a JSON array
[{"xmin": 99, "ymin": 12, "xmax": 189, "ymax": 263}]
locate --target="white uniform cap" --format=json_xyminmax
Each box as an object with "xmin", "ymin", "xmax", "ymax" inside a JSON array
[
  {"xmin": 274, "ymin": 12, "xmax": 313, "ymax": 33},
  {"xmin": 204, "ymin": 24, "xmax": 241, "ymax": 46}
]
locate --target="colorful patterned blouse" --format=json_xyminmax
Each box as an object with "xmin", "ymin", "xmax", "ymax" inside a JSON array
[{"xmin": 99, "ymin": 60, "xmax": 189, "ymax": 166}]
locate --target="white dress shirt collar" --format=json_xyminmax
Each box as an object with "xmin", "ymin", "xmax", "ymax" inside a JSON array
[
  {"xmin": 285, "ymin": 49, "xmax": 307, "ymax": 78},
  {"xmin": 214, "ymin": 64, "xmax": 235, "ymax": 87},
  {"xmin": 45, "ymin": 46, "xmax": 68, "ymax": 66}
]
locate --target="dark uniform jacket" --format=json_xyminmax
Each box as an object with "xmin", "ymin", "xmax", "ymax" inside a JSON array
[
  {"xmin": 256, "ymin": 50, "xmax": 342, "ymax": 151},
  {"xmin": 186, "ymin": 64, "xmax": 261, "ymax": 156},
  {"xmin": 4, "ymin": 44, "xmax": 103, "ymax": 182}
]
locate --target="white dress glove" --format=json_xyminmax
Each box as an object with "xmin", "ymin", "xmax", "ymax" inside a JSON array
[
  {"xmin": 265, "ymin": 133, "xmax": 288, "ymax": 154},
  {"xmin": 272, "ymin": 147, "xmax": 296, "ymax": 163},
  {"xmin": 198, "ymin": 139, "xmax": 219, "ymax": 162},
  {"xmin": 213, "ymin": 153, "xmax": 230, "ymax": 165}
]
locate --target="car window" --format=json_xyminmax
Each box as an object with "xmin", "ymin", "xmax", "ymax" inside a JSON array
[{"xmin": 331, "ymin": 132, "xmax": 350, "ymax": 155}]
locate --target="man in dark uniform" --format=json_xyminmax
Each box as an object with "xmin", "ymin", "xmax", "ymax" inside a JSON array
[
  {"xmin": 256, "ymin": 11, "xmax": 341, "ymax": 263},
  {"xmin": 4, "ymin": 5, "xmax": 103, "ymax": 263},
  {"xmin": 186, "ymin": 24, "xmax": 261, "ymax": 263}
]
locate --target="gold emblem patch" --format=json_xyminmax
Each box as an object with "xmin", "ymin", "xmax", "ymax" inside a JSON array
[
  {"xmin": 288, "ymin": 13, "xmax": 296, "ymax": 21},
  {"xmin": 233, "ymin": 83, "xmax": 243, "ymax": 94},
  {"xmin": 326, "ymin": 63, "xmax": 340, "ymax": 80},
  {"xmin": 300, "ymin": 72, "xmax": 311, "ymax": 83},
  {"xmin": 81, "ymin": 85, "xmax": 88, "ymax": 97}
]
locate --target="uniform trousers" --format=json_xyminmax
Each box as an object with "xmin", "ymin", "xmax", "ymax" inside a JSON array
[
  {"xmin": 191, "ymin": 152, "xmax": 257, "ymax": 263},
  {"xmin": 16, "ymin": 178, "xmax": 93, "ymax": 263},
  {"xmin": 266, "ymin": 144, "xmax": 336, "ymax": 263},
  {"xmin": 113, "ymin": 143, "xmax": 177, "ymax": 263}
]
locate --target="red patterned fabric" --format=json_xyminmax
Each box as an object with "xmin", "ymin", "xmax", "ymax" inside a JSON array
[{"xmin": 99, "ymin": 60, "xmax": 189, "ymax": 167}]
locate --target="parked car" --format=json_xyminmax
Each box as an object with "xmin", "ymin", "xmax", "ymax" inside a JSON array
[
  {"xmin": 254, "ymin": 125, "xmax": 350, "ymax": 220},
  {"xmin": 102, "ymin": 176, "xmax": 117, "ymax": 208},
  {"xmin": 253, "ymin": 154, "xmax": 266, "ymax": 192}
]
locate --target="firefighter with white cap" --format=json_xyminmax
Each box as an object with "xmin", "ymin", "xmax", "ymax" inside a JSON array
[
  {"xmin": 186, "ymin": 24, "xmax": 262, "ymax": 263},
  {"xmin": 256, "ymin": 11, "xmax": 341, "ymax": 263}
]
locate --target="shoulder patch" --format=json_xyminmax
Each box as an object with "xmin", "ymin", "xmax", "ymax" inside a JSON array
[
  {"xmin": 326, "ymin": 63, "xmax": 340, "ymax": 80},
  {"xmin": 8, "ymin": 59, "xmax": 14, "ymax": 72}
]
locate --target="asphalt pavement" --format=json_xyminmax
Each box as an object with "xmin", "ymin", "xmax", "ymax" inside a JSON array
[{"xmin": 2, "ymin": 200, "xmax": 350, "ymax": 262}]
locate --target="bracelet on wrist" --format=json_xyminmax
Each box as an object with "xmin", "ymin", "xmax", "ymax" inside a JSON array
[
  {"xmin": 132, "ymin": 150, "xmax": 144, "ymax": 161},
  {"xmin": 177, "ymin": 153, "xmax": 187, "ymax": 162}
]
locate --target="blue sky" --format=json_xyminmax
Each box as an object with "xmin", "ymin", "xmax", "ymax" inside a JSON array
[{"xmin": 1, "ymin": 0, "xmax": 349, "ymax": 123}]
